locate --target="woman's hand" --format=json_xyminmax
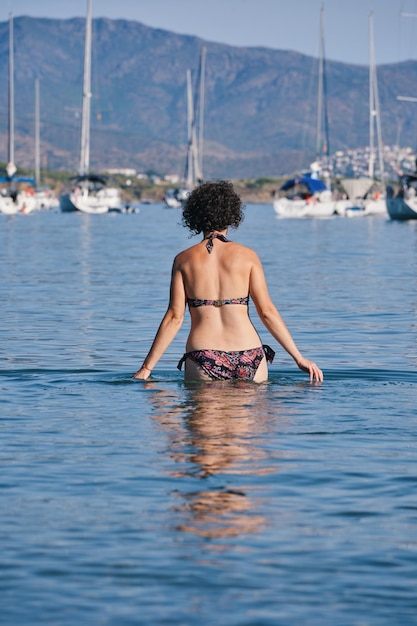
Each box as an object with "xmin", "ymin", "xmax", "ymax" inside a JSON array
[
  {"xmin": 296, "ymin": 356, "xmax": 323, "ymax": 383},
  {"xmin": 132, "ymin": 366, "xmax": 152, "ymax": 380}
]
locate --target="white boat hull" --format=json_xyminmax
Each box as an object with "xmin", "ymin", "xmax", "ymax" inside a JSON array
[
  {"xmin": 19, "ymin": 193, "xmax": 38, "ymax": 214},
  {"xmin": 273, "ymin": 197, "xmax": 336, "ymax": 218},
  {"xmin": 0, "ymin": 196, "xmax": 19, "ymax": 215},
  {"xmin": 0, "ymin": 190, "xmax": 37, "ymax": 215},
  {"xmin": 334, "ymin": 199, "xmax": 367, "ymax": 218},
  {"xmin": 363, "ymin": 197, "xmax": 387, "ymax": 216},
  {"xmin": 60, "ymin": 186, "xmax": 123, "ymax": 214},
  {"xmin": 164, "ymin": 196, "xmax": 182, "ymax": 209},
  {"xmin": 34, "ymin": 189, "xmax": 59, "ymax": 210},
  {"xmin": 164, "ymin": 187, "xmax": 191, "ymax": 209},
  {"xmin": 386, "ymin": 196, "xmax": 417, "ymax": 220}
]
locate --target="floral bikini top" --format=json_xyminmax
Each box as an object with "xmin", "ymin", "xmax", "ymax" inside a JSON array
[{"xmin": 187, "ymin": 232, "xmax": 250, "ymax": 308}]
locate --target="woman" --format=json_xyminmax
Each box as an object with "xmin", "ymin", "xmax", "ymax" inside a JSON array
[{"xmin": 134, "ymin": 180, "xmax": 323, "ymax": 383}]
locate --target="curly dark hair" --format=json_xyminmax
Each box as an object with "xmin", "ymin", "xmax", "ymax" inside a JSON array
[{"xmin": 182, "ymin": 180, "xmax": 245, "ymax": 235}]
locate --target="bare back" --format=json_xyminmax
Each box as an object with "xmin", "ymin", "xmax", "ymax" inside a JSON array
[{"xmin": 174, "ymin": 236, "xmax": 263, "ymax": 352}]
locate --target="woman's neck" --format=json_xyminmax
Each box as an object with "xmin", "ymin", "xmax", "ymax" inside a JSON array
[{"xmin": 203, "ymin": 228, "xmax": 228, "ymax": 239}]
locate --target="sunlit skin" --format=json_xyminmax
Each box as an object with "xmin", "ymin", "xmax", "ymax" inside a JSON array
[{"xmin": 134, "ymin": 182, "xmax": 323, "ymax": 383}]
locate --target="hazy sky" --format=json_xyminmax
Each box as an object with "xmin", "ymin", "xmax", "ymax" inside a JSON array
[{"xmin": 2, "ymin": 0, "xmax": 417, "ymax": 65}]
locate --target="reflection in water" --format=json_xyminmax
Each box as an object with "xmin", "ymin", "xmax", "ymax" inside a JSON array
[
  {"xmin": 145, "ymin": 381, "xmax": 295, "ymax": 541},
  {"xmin": 174, "ymin": 487, "xmax": 264, "ymax": 538}
]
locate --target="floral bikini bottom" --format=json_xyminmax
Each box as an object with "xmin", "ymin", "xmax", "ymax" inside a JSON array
[{"xmin": 177, "ymin": 345, "xmax": 275, "ymax": 381}]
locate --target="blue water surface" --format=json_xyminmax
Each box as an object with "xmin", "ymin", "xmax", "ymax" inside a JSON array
[{"xmin": 1, "ymin": 206, "xmax": 417, "ymax": 625}]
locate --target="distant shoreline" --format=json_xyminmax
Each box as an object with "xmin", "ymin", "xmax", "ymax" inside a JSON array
[
  {"xmin": 1, "ymin": 163, "xmax": 396, "ymax": 207},
  {"xmin": 0, "ymin": 163, "xmax": 283, "ymax": 206}
]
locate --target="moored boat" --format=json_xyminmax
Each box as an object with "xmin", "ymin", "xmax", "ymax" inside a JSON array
[
  {"xmin": 59, "ymin": 0, "xmax": 124, "ymax": 214},
  {"xmin": 164, "ymin": 48, "xmax": 206, "ymax": 209},
  {"xmin": 386, "ymin": 175, "xmax": 417, "ymax": 220},
  {"xmin": 385, "ymin": 12, "xmax": 417, "ymax": 221},
  {"xmin": 33, "ymin": 186, "xmax": 59, "ymax": 210},
  {"xmin": 60, "ymin": 174, "xmax": 122, "ymax": 214},
  {"xmin": 0, "ymin": 12, "xmax": 37, "ymax": 216},
  {"xmin": 164, "ymin": 187, "xmax": 190, "ymax": 209},
  {"xmin": 0, "ymin": 147, "xmax": 37, "ymax": 212},
  {"xmin": 334, "ymin": 178, "xmax": 373, "ymax": 217},
  {"xmin": 363, "ymin": 191, "xmax": 387, "ymax": 216},
  {"xmin": 273, "ymin": 172, "xmax": 336, "ymax": 218},
  {"xmin": 0, "ymin": 177, "xmax": 37, "ymax": 215},
  {"xmin": 273, "ymin": 8, "xmax": 335, "ymax": 219}
]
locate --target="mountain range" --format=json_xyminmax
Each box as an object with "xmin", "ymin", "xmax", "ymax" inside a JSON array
[{"xmin": 1, "ymin": 16, "xmax": 417, "ymax": 179}]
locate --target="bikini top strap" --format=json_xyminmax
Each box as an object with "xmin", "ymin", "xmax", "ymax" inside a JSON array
[{"xmin": 204, "ymin": 231, "xmax": 230, "ymax": 253}]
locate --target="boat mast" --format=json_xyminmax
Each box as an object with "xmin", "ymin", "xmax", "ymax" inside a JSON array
[
  {"xmin": 368, "ymin": 13, "xmax": 375, "ymax": 178},
  {"xmin": 190, "ymin": 47, "xmax": 205, "ymax": 186},
  {"xmin": 315, "ymin": 6, "xmax": 323, "ymax": 160},
  {"xmin": 184, "ymin": 69, "xmax": 194, "ymax": 188},
  {"xmin": 315, "ymin": 5, "xmax": 330, "ymax": 168},
  {"xmin": 396, "ymin": 12, "xmax": 417, "ymax": 171},
  {"xmin": 368, "ymin": 12, "xmax": 384, "ymax": 179},
  {"xmin": 79, "ymin": 0, "xmax": 93, "ymax": 175},
  {"xmin": 184, "ymin": 60, "xmax": 204, "ymax": 189},
  {"xmin": 197, "ymin": 46, "xmax": 207, "ymax": 180},
  {"xmin": 191, "ymin": 115, "xmax": 202, "ymax": 186},
  {"xmin": 35, "ymin": 78, "xmax": 40, "ymax": 187},
  {"xmin": 7, "ymin": 11, "xmax": 16, "ymax": 179}
]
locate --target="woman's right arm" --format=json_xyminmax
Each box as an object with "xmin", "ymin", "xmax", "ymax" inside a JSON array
[
  {"xmin": 133, "ymin": 257, "xmax": 186, "ymax": 379},
  {"xmin": 249, "ymin": 252, "xmax": 323, "ymax": 382}
]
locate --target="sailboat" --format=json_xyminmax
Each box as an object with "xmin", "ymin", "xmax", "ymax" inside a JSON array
[
  {"xmin": 386, "ymin": 14, "xmax": 417, "ymax": 219},
  {"xmin": 164, "ymin": 47, "xmax": 206, "ymax": 209},
  {"xmin": 364, "ymin": 12, "xmax": 386, "ymax": 215},
  {"xmin": 0, "ymin": 12, "xmax": 36, "ymax": 216},
  {"xmin": 273, "ymin": 6, "xmax": 336, "ymax": 218},
  {"xmin": 59, "ymin": 0, "xmax": 123, "ymax": 214},
  {"xmin": 335, "ymin": 12, "xmax": 386, "ymax": 217}
]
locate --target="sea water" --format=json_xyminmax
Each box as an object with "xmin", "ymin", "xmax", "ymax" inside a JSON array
[{"xmin": 1, "ymin": 205, "xmax": 416, "ymax": 625}]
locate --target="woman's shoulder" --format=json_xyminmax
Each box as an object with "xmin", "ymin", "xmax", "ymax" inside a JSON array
[
  {"xmin": 174, "ymin": 239, "xmax": 261, "ymax": 265},
  {"xmin": 173, "ymin": 241, "xmax": 202, "ymax": 264},
  {"xmin": 229, "ymin": 241, "xmax": 261, "ymax": 261}
]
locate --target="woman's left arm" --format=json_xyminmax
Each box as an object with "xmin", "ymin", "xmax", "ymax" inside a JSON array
[{"xmin": 133, "ymin": 258, "xmax": 186, "ymax": 379}]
